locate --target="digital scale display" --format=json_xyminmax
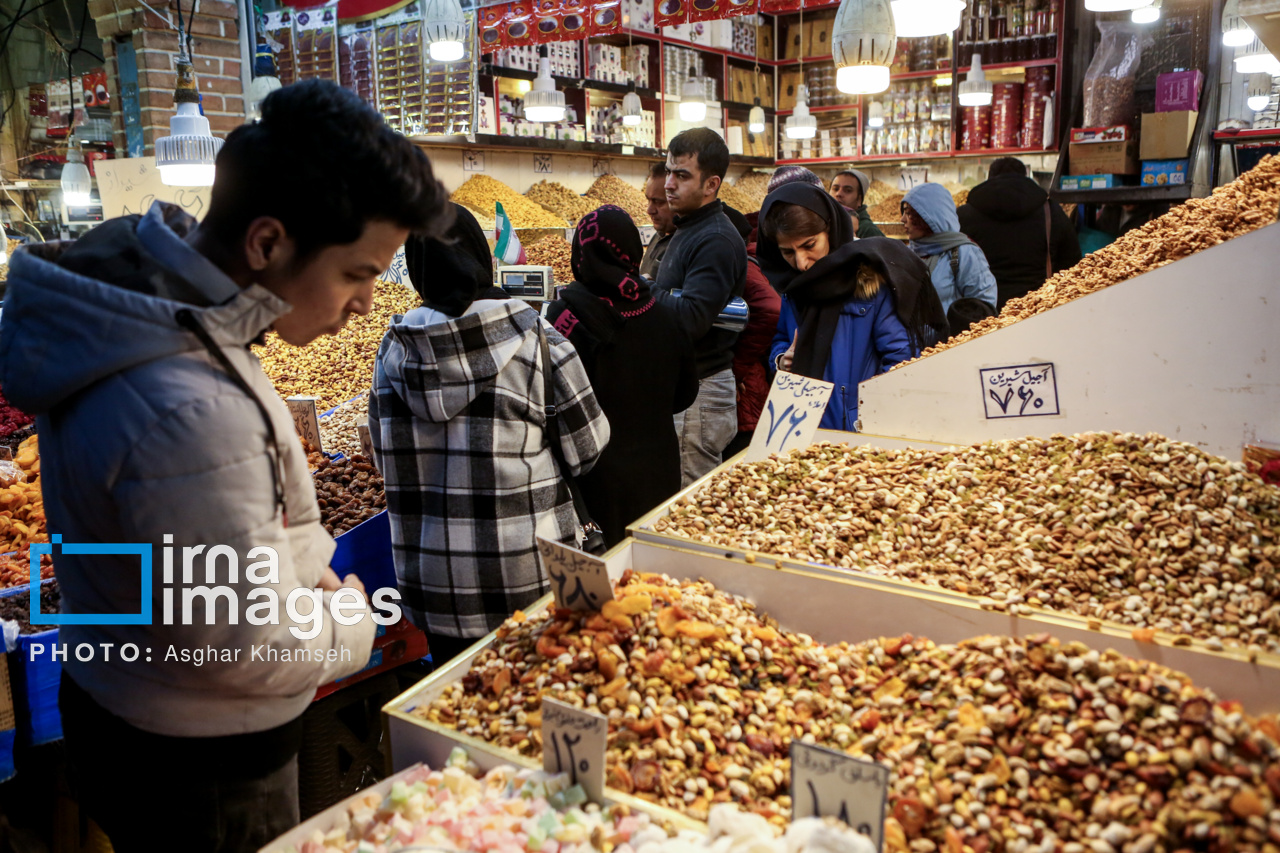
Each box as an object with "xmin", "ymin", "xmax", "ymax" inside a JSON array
[{"xmin": 498, "ymin": 266, "xmax": 555, "ymax": 301}]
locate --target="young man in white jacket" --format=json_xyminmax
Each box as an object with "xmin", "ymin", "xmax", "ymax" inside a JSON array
[{"xmin": 0, "ymin": 81, "xmax": 450, "ymax": 851}]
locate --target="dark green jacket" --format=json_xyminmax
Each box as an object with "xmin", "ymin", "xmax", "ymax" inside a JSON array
[{"xmin": 855, "ymin": 205, "xmax": 884, "ymax": 239}]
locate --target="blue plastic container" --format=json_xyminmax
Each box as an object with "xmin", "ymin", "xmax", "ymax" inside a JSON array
[
  {"xmin": 1, "ymin": 579, "xmax": 62, "ymax": 745},
  {"xmin": 329, "ymin": 510, "xmax": 397, "ymax": 596}
]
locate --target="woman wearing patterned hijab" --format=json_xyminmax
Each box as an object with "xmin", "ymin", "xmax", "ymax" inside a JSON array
[{"xmin": 546, "ymin": 205, "xmax": 699, "ymax": 545}]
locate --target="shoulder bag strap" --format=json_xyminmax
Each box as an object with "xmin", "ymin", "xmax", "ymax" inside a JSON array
[
  {"xmin": 950, "ymin": 247, "xmax": 961, "ymax": 281},
  {"xmin": 535, "ymin": 323, "xmax": 600, "ymax": 535}
]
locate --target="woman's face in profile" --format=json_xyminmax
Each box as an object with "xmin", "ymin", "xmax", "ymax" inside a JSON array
[{"xmin": 777, "ymin": 230, "xmax": 831, "ymax": 272}]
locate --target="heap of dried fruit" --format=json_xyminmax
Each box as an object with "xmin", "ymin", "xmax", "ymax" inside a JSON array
[
  {"xmin": 585, "ymin": 175, "xmax": 649, "ymax": 224},
  {"xmin": 526, "ymin": 235, "xmax": 574, "ymax": 284},
  {"xmin": 318, "ymin": 393, "xmax": 369, "ymax": 458},
  {"xmin": 0, "ymin": 579, "xmax": 60, "ymax": 633},
  {"xmin": 0, "ymin": 435, "xmax": 46, "ymax": 552},
  {"xmin": 420, "ymin": 572, "xmax": 1280, "ymax": 852},
  {"xmin": 451, "ymin": 175, "xmax": 568, "ymax": 229},
  {"xmin": 717, "ymin": 182, "xmax": 760, "ymax": 216},
  {"xmin": 864, "ymin": 179, "xmax": 897, "ymax": 208},
  {"xmin": 867, "ymin": 192, "xmax": 905, "ymax": 223},
  {"xmin": 256, "ymin": 279, "xmax": 418, "ymax": 410},
  {"xmin": 313, "ymin": 453, "xmax": 384, "ymax": 536},
  {"xmin": 301, "ymin": 436, "xmax": 327, "ymax": 471},
  {"xmin": 526, "ymin": 180, "xmax": 600, "ymax": 224},
  {"xmin": 653, "ymin": 432, "xmax": 1280, "ymax": 652},
  {"xmin": 732, "ymin": 172, "xmax": 774, "ymax": 212},
  {"xmin": 0, "ymin": 238, "xmax": 18, "ymax": 281},
  {"xmin": 0, "ymin": 552, "xmax": 54, "ymax": 589},
  {"xmin": 0, "ymin": 388, "xmax": 34, "ymax": 438},
  {"xmin": 898, "ymin": 155, "xmax": 1280, "ymax": 368}
]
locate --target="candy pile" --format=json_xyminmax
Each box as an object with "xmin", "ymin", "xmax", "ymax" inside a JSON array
[
  {"xmin": 0, "ymin": 579, "xmax": 59, "ymax": 634},
  {"xmin": 0, "ymin": 389, "xmax": 34, "ymax": 438},
  {"xmin": 654, "ymin": 432, "xmax": 1280, "ymax": 652},
  {"xmin": 526, "ymin": 180, "xmax": 600, "ymax": 224},
  {"xmin": 313, "ymin": 453, "xmax": 385, "ymax": 536},
  {"xmin": 256, "ymin": 279, "xmax": 418, "ymax": 410},
  {"xmin": 452, "ymin": 175, "xmax": 568, "ymax": 230},
  {"xmin": 421, "ymin": 573, "xmax": 1280, "ymax": 852},
  {"xmin": 898, "ymin": 155, "xmax": 1280, "ymax": 368},
  {"xmin": 526, "ymin": 235, "xmax": 574, "ymax": 284},
  {"xmin": 585, "ymin": 175, "xmax": 649, "ymax": 224}
]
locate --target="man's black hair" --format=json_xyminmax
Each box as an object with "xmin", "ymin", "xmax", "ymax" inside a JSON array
[
  {"xmin": 988, "ymin": 157, "xmax": 1028, "ymax": 179},
  {"xmin": 648, "ymin": 161, "xmax": 670, "ymax": 180},
  {"xmin": 203, "ymin": 80, "xmax": 450, "ymax": 261},
  {"xmin": 668, "ymin": 127, "xmax": 730, "ymax": 183}
]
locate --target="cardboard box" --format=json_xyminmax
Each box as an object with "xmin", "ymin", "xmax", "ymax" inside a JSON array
[
  {"xmin": 1069, "ymin": 138, "xmax": 1139, "ymax": 175},
  {"xmin": 806, "ymin": 16, "xmax": 833, "ymax": 59},
  {"xmin": 779, "ymin": 69, "xmax": 804, "ymax": 111},
  {"xmin": 757, "ymin": 24, "xmax": 775, "ymax": 59},
  {"xmin": 755, "ymin": 71, "xmax": 774, "ymax": 108},
  {"xmin": 1070, "ymin": 125, "xmax": 1131, "ymax": 144},
  {"xmin": 1141, "ymin": 158, "xmax": 1189, "ymax": 186},
  {"xmin": 729, "ymin": 67, "xmax": 751, "ymax": 104},
  {"xmin": 1059, "ymin": 174, "xmax": 1131, "ymax": 190},
  {"xmin": 1139, "ymin": 111, "xmax": 1197, "ymax": 161},
  {"xmin": 1156, "ymin": 70, "xmax": 1204, "ymax": 113},
  {"xmin": 784, "ymin": 21, "xmax": 809, "ymax": 59}
]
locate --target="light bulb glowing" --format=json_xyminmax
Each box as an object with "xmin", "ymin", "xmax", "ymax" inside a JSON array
[
  {"xmin": 836, "ymin": 64, "xmax": 890, "ymax": 94},
  {"xmin": 679, "ymin": 78, "xmax": 706, "ymax": 122},
  {"xmin": 429, "ymin": 40, "xmax": 465, "ymax": 62},
  {"xmin": 748, "ymin": 104, "xmax": 766, "ymax": 133},
  {"xmin": 1131, "ymin": 3, "xmax": 1159, "ymax": 22},
  {"xmin": 1235, "ymin": 51, "xmax": 1280, "ymax": 75},
  {"xmin": 889, "ymin": 0, "xmax": 964, "ymax": 37},
  {"xmin": 158, "ymin": 163, "xmax": 217, "ymax": 186},
  {"xmin": 1223, "ymin": 25, "xmax": 1253, "ymax": 47},
  {"xmin": 1083, "ymin": 0, "xmax": 1152, "ymax": 12}
]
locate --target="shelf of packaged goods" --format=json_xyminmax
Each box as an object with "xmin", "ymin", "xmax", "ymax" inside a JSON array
[
  {"xmin": 773, "ymin": 61, "xmax": 952, "ymax": 82},
  {"xmin": 776, "ymin": 145, "xmax": 1057, "ymax": 165},
  {"xmin": 775, "ymin": 103, "xmax": 859, "ymax": 116},
  {"xmin": 722, "ymin": 100, "xmax": 776, "ymax": 112},
  {"xmin": 413, "ymin": 134, "xmax": 667, "ymax": 159},
  {"xmin": 655, "ymin": 32, "xmax": 772, "ymax": 65},
  {"xmin": 484, "ymin": 64, "xmax": 660, "ymax": 99},
  {"xmin": 1213, "ymin": 127, "xmax": 1280, "ymax": 143},
  {"xmin": 954, "ymin": 56, "xmax": 1060, "ymax": 74}
]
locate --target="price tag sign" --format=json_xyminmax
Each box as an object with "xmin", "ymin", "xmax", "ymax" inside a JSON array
[
  {"xmin": 535, "ymin": 535, "xmax": 615, "ymax": 612},
  {"xmin": 790, "ymin": 742, "xmax": 891, "ymax": 850},
  {"xmin": 534, "ymin": 154, "xmax": 553, "ymax": 173},
  {"xmin": 286, "ymin": 397, "xmax": 323, "ymax": 452},
  {"xmin": 463, "ymin": 150, "xmax": 487, "ymax": 172},
  {"xmin": 357, "ymin": 421, "xmax": 376, "ymax": 464},
  {"xmin": 541, "ymin": 697, "xmax": 608, "ymax": 803},
  {"xmin": 592, "ymin": 157, "xmax": 612, "ymax": 177},
  {"xmin": 897, "ymin": 167, "xmax": 928, "ymax": 191},
  {"xmin": 744, "ymin": 372, "xmax": 834, "ymax": 463},
  {"xmin": 979, "ymin": 362, "xmax": 1061, "ymax": 419}
]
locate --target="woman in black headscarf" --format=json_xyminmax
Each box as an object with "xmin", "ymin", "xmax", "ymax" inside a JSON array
[
  {"xmin": 546, "ymin": 205, "xmax": 698, "ymax": 546},
  {"xmin": 762, "ymin": 183, "xmax": 948, "ymax": 433}
]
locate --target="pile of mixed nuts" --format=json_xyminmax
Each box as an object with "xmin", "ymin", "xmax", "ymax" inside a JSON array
[
  {"xmin": 418, "ymin": 572, "xmax": 1280, "ymax": 852},
  {"xmin": 653, "ymin": 432, "xmax": 1280, "ymax": 653}
]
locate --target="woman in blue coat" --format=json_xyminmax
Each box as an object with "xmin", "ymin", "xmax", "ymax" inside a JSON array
[{"xmin": 763, "ymin": 183, "xmax": 948, "ymax": 432}]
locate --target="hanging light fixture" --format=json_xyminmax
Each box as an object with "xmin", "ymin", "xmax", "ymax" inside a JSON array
[
  {"xmin": 679, "ymin": 77, "xmax": 707, "ymax": 122},
  {"xmin": 1083, "ymin": 0, "xmax": 1152, "ymax": 13},
  {"xmin": 749, "ymin": 99, "xmax": 767, "ymax": 133},
  {"xmin": 621, "ymin": 84, "xmax": 643, "ymax": 126},
  {"xmin": 248, "ymin": 41, "xmax": 282, "ymax": 121},
  {"xmin": 867, "ymin": 100, "xmax": 885, "ymax": 126},
  {"xmin": 424, "ymin": 0, "xmax": 467, "ymax": 61},
  {"xmin": 1235, "ymin": 43, "xmax": 1280, "ymax": 76},
  {"xmin": 832, "ymin": 0, "xmax": 895, "ymax": 94},
  {"xmin": 155, "ymin": 48, "xmax": 223, "ymax": 186},
  {"xmin": 1247, "ymin": 72, "xmax": 1274, "ymax": 111},
  {"xmin": 1222, "ymin": 0, "xmax": 1254, "ymax": 47},
  {"xmin": 890, "ymin": 0, "xmax": 964, "ymax": 38},
  {"xmin": 60, "ymin": 140, "xmax": 92, "ymax": 206},
  {"xmin": 524, "ymin": 48, "xmax": 567, "ymax": 122},
  {"xmin": 957, "ymin": 53, "xmax": 993, "ymax": 106},
  {"xmin": 785, "ymin": 84, "xmax": 818, "ymax": 139},
  {"xmin": 1131, "ymin": 0, "xmax": 1160, "ymax": 23}
]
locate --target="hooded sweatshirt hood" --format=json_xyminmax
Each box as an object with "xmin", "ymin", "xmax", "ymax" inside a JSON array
[
  {"xmin": 903, "ymin": 183, "xmax": 978, "ymax": 259},
  {"xmin": 377, "ymin": 298, "xmax": 541, "ymax": 423},
  {"xmin": 966, "ymin": 174, "xmax": 1048, "ymax": 220},
  {"xmin": 0, "ymin": 202, "xmax": 288, "ymax": 415}
]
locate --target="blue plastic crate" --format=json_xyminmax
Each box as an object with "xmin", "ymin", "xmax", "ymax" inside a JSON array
[
  {"xmin": 329, "ymin": 510, "xmax": 397, "ymax": 596},
  {"xmin": 0, "ymin": 579, "xmax": 62, "ymax": 745}
]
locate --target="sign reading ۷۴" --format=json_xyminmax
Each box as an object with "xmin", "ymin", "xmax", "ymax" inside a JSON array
[
  {"xmin": 286, "ymin": 397, "xmax": 323, "ymax": 452},
  {"xmin": 535, "ymin": 536, "xmax": 616, "ymax": 612},
  {"xmin": 744, "ymin": 372, "xmax": 834, "ymax": 463},
  {"xmin": 790, "ymin": 741, "xmax": 891, "ymax": 850},
  {"xmin": 979, "ymin": 362, "xmax": 1061, "ymax": 419},
  {"xmin": 540, "ymin": 697, "xmax": 608, "ymax": 803}
]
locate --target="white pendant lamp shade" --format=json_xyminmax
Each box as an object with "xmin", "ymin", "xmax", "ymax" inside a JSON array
[
  {"xmin": 890, "ymin": 0, "xmax": 964, "ymax": 37},
  {"xmin": 1131, "ymin": 0, "xmax": 1159, "ymax": 23},
  {"xmin": 1223, "ymin": 22, "xmax": 1254, "ymax": 46},
  {"xmin": 1247, "ymin": 72, "xmax": 1274, "ymax": 111},
  {"xmin": 748, "ymin": 102, "xmax": 766, "ymax": 133},
  {"xmin": 832, "ymin": 0, "xmax": 896, "ymax": 94},
  {"xmin": 1235, "ymin": 46, "xmax": 1280, "ymax": 76},
  {"xmin": 156, "ymin": 101, "xmax": 222, "ymax": 187},
  {"xmin": 679, "ymin": 78, "xmax": 707, "ymax": 122},
  {"xmin": 248, "ymin": 74, "xmax": 282, "ymax": 120},
  {"xmin": 524, "ymin": 55, "xmax": 566, "ymax": 121},
  {"xmin": 785, "ymin": 85, "xmax": 818, "ymax": 139},
  {"xmin": 622, "ymin": 89, "xmax": 643, "ymax": 125},
  {"xmin": 1084, "ymin": 0, "xmax": 1151, "ymax": 12},
  {"xmin": 867, "ymin": 99, "xmax": 885, "ymax": 126},
  {"xmin": 61, "ymin": 143, "xmax": 92, "ymax": 206},
  {"xmin": 424, "ymin": 0, "xmax": 467, "ymax": 61},
  {"xmin": 958, "ymin": 53, "xmax": 993, "ymax": 106}
]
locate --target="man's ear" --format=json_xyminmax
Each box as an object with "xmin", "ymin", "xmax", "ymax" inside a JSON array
[
  {"xmin": 243, "ymin": 216, "xmax": 291, "ymax": 273},
  {"xmin": 705, "ymin": 174, "xmax": 722, "ymax": 196}
]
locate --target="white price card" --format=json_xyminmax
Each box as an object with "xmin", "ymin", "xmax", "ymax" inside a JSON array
[
  {"xmin": 592, "ymin": 157, "xmax": 612, "ymax": 177},
  {"xmin": 357, "ymin": 421, "xmax": 376, "ymax": 464},
  {"xmin": 897, "ymin": 167, "xmax": 928, "ymax": 191},
  {"xmin": 744, "ymin": 372, "xmax": 834, "ymax": 463},
  {"xmin": 790, "ymin": 742, "xmax": 891, "ymax": 850},
  {"xmin": 541, "ymin": 697, "xmax": 608, "ymax": 803},
  {"xmin": 286, "ymin": 397, "xmax": 323, "ymax": 452},
  {"xmin": 979, "ymin": 362, "xmax": 1061, "ymax": 419},
  {"xmin": 535, "ymin": 535, "xmax": 615, "ymax": 612}
]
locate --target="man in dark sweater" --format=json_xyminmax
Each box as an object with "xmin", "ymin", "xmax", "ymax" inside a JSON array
[
  {"xmin": 830, "ymin": 169, "xmax": 884, "ymax": 239},
  {"xmin": 640, "ymin": 161, "xmax": 675, "ymax": 279},
  {"xmin": 957, "ymin": 157, "xmax": 1081, "ymax": 310},
  {"xmin": 654, "ymin": 128, "xmax": 748, "ymax": 486}
]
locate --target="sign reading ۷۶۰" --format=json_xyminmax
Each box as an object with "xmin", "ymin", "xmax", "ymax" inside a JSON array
[
  {"xmin": 286, "ymin": 397, "xmax": 323, "ymax": 452},
  {"xmin": 790, "ymin": 741, "xmax": 891, "ymax": 850},
  {"xmin": 744, "ymin": 371, "xmax": 834, "ymax": 463},
  {"xmin": 979, "ymin": 362, "xmax": 1061, "ymax": 419},
  {"xmin": 540, "ymin": 697, "xmax": 608, "ymax": 803},
  {"xmin": 535, "ymin": 536, "xmax": 615, "ymax": 612}
]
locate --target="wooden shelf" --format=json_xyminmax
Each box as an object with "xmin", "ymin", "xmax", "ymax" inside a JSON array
[
  {"xmin": 1051, "ymin": 183, "xmax": 1195, "ymax": 204},
  {"xmin": 1213, "ymin": 127, "xmax": 1280, "ymax": 143},
  {"xmin": 776, "ymin": 103, "xmax": 859, "ymax": 116},
  {"xmin": 777, "ymin": 145, "xmax": 1057, "ymax": 165},
  {"xmin": 954, "ymin": 57, "xmax": 1060, "ymax": 73}
]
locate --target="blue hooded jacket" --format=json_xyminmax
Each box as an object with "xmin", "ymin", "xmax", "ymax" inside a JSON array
[{"xmin": 903, "ymin": 183, "xmax": 997, "ymax": 314}]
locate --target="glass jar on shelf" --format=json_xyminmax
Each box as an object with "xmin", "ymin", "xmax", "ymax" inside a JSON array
[{"xmin": 918, "ymin": 83, "xmax": 933, "ymax": 123}]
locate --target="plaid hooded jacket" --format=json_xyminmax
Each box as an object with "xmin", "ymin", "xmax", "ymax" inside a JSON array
[{"xmin": 369, "ymin": 297, "xmax": 610, "ymax": 639}]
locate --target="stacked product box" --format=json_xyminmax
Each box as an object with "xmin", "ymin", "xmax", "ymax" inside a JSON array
[
  {"xmin": 991, "ymin": 81, "xmax": 1023, "ymax": 149},
  {"xmin": 663, "ymin": 44, "xmax": 704, "ymax": 94},
  {"xmin": 587, "ymin": 43, "xmax": 624, "ymax": 83},
  {"xmin": 496, "ymin": 42, "xmax": 580, "ymax": 76},
  {"xmin": 731, "ymin": 15, "xmax": 758, "ymax": 55},
  {"xmin": 624, "ymin": 45, "xmax": 651, "ymax": 88}
]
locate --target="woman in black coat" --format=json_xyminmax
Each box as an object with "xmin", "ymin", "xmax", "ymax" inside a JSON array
[{"xmin": 546, "ymin": 205, "xmax": 699, "ymax": 546}]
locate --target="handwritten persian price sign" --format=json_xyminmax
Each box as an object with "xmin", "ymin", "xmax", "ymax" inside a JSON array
[
  {"xmin": 979, "ymin": 362, "xmax": 1060, "ymax": 419},
  {"xmin": 790, "ymin": 742, "xmax": 891, "ymax": 850},
  {"xmin": 357, "ymin": 421, "xmax": 376, "ymax": 465},
  {"xmin": 95, "ymin": 157, "xmax": 211, "ymax": 221},
  {"xmin": 535, "ymin": 536, "xmax": 615, "ymax": 612},
  {"xmin": 541, "ymin": 697, "xmax": 608, "ymax": 802},
  {"xmin": 744, "ymin": 373, "xmax": 835, "ymax": 463},
  {"xmin": 897, "ymin": 167, "xmax": 928, "ymax": 191},
  {"xmin": 382, "ymin": 244, "xmax": 409, "ymax": 286},
  {"xmin": 286, "ymin": 397, "xmax": 323, "ymax": 451}
]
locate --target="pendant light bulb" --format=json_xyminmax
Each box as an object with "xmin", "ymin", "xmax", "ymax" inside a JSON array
[
  {"xmin": 832, "ymin": 0, "xmax": 896, "ymax": 95},
  {"xmin": 155, "ymin": 52, "xmax": 223, "ymax": 187},
  {"xmin": 424, "ymin": 0, "xmax": 467, "ymax": 62},
  {"xmin": 958, "ymin": 53, "xmax": 994, "ymax": 106},
  {"xmin": 749, "ymin": 99, "xmax": 766, "ymax": 133},
  {"xmin": 679, "ymin": 77, "xmax": 707, "ymax": 122},
  {"xmin": 1222, "ymin": 5, "xmax": 1254, "ymax": 47},
  {"xmin": 61, "ymin": 139, "xmax": 93, "ymax": 206},
  {"xmin": 889, "ymin": 0, "xmax": 965, "ymax": 37},
  {"xmin": 1084, "ymin": 0, "xmax": 1152, "ymax": 12},
  {"xmin": 1247, "ymin": 72, "xmax": 1274, "ymax": 111},
  {"xmin": 622, "ymin": 87, "xmax": 643, "ymax": 126},
  {"xmin": 1234, "ymin": 45, "xmax": 1280, "ymax": 76},
  {"xmin": 524, "ymin": 53, "xmax": 567, "ymax": 122},
  {"xmin": 785, "ymin": 85, "xmax": 818, "ymax": 139},
  {"xmin": 867, "ymin": 99, "xmax": 885, "ymax": 127},
  {"xmin": 1131, "ymin": 0, "xmax": 1159, "ymax": 23}
]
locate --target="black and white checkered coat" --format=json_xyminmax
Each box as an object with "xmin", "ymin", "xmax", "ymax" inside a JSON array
[{"xmin": 369, "ymin": 298, "xmax": 610, "ymax": 639}]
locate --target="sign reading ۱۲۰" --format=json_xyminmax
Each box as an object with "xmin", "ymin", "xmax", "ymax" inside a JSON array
[
  {"xmin": 540, "ymin": 697, "xmax": 608, "ymax": 803},
  {"xmin": 790, "ymin": 741, "xmax": 891, "ymax": 851},
  {"xmin": 744, "ymin": 372, "xmax": 834, "ymax": 463},
  {"xmin": 534, "ymin": 535, "xmax": 616, "ymax": 612},
  {"xmin": 286, "ymin": 397, "xmax": 323, "ymax": 453},
  {"xmin": 979, "ymin": 362, "xmax": 1061, "ymax": 419}
]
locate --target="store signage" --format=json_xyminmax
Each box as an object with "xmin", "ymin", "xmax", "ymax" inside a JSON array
[
  {"xmin": 744, "ymin": 372, "xmax": 834, "ymax": 463},
  {"xmin": 535, "ymin": 154, "xmax": 554, "ymax": 173},
  {"xmin": 286, "ymin": 397, "xmax": 324, "ymax": 452},
  {"xmin": 897, "ymin": 167, "xmax": 929, "ymax": 190},
  {"xmin": 95, "ymin": 157, "xmax": 211, "ymax": 221},
  {"xmin": 358, "ymin": 421, "xmax": 376, "ymax": 464},
  {"xmin": 464, "ymin": 150, "xmax": 487, "ymax": 171},
  {"xmin": 535, "ymin": 535, "xmax": 616, "ymax": 611},
  {"xmin": 979, "ymin": 362, "xmax": 1060, "ymax": 419},
  {"xmin": 541, "ymin": 697, "xmax": 608, "ymax": 802},
  {"xmin": 592, "ymin": 157, "xmax": 612, "ymax": 177},
  {"xmin": 789, "ymin": 741, "xmax": 890, "ymax": 850}
]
